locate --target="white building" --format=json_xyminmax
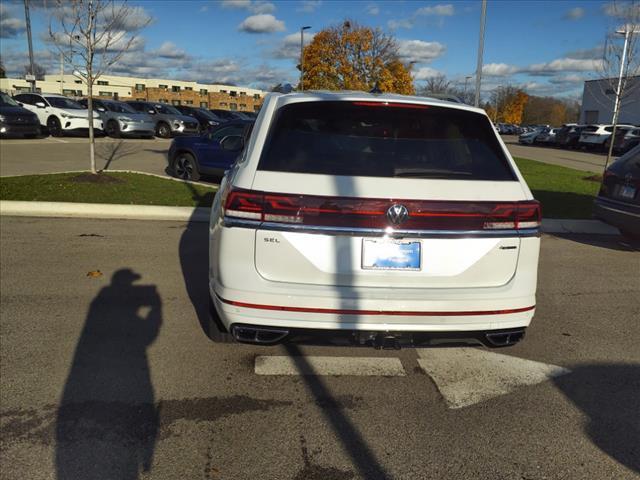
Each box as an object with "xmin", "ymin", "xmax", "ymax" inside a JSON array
[
  {"xmin": 580, "ymin": 76, "xmax": 640, "ymax": 125},
  {"xmin": 0, "ymin": 73, "xmax": 266, "ymax": 99}
]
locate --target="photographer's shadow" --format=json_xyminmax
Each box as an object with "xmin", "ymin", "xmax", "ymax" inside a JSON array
[{"xmin": 56, "ymin": 269, "xmax": 162, "ymax": 480}]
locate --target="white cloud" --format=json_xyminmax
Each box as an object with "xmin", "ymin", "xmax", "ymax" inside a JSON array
[
  {"xmin": 415, "ymin": 4, "xmax": 455, "ymax": 16},
  {"xmin": 563, "ymin": 7, "xmax": 585, "ymax": 20},
  {"xmin": 272, "ymin": 31, "xmax": 316, "ymax": 59},
  {"xmin": 388, "ymin": 18, "xmax": 415, "ymax": 30},
  {"xmin": 366, "ymin": 4, "xmax": 380, "ymax": 15},
  {"xmin": 238, "ymin": 14, "xmax": 285, "ymax": 33},
  {"xmin": 482, "ymin": 63, "xmax": 520, "ymax": 76},
  {"xmin": 0, "ymin": 4, "xmax": 26, "ymax": 38},
  {"xmin": 297, "ymin": 1, "xmax": 322, "ymax": 13},
  {"xmin": 526, "ymin": 57, "xmax": 603, "ymax": 74},
  {"xmin": 155, "ymin": 41, "xmax": 189, "ymax": 59},
  {"xmin": 413, "ymin": 67, "xmax": 442, "ymax": 80},
  {"xmin": 222, "ymin": 0, "xmax": 276, "ymax": 14},
  {"xmin": 397, "ymin": 40, "xmax": 446, "ymax": 63}
]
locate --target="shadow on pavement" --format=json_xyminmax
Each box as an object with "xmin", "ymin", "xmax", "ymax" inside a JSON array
[
  {"xmin": 285, "ymin": 344, "xmax": 391, "ymax": 480},
  {"xmin": 178, "ymin": 182, "xmax": 216, "ymax": 337},
  {"xmin": 56, "ymin": 269, "xmax": 162, "ymax": 480},
  {"xmin": 547, "ymin": 233, "xmax": 640, "ymax": 252},
  {"xmin": 553, "ymin": 364, "xmax": 640, "ymax": 474},
  {"xmin": 95, "ymin": 140, "xmax": 142, "ymax": 170}
]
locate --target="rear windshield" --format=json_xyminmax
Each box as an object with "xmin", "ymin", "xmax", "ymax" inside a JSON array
[{"xmin": 258, "ymin": 101, "xmax": 516, "ymax": 181}]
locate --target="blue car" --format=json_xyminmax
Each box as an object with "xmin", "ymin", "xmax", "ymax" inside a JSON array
[{"xmin": 168, "ymin": 120, "xmax": 253, "ymax": 181}]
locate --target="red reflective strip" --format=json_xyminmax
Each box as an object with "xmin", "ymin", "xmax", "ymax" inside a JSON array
[
  {"xmin": 218, "ymin": 297, "xmax": 535, "ymax": 316},
  {"xmin": 352, "ymin": 101, "xmax": 430, "ymax": 109}
]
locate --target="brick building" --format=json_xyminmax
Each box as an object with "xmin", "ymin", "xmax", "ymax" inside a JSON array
[{"xmin": 0, "ymin": 74, "xmax": 266, "ymax": 112}]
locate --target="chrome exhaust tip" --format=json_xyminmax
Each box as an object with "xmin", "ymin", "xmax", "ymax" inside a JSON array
[
  {"xmin": 485, "ymin": 329, "xmax": 525, "ymax": 347},
  {"xmin": 231, "ymin": 325, "xmax": 289, "ymax": 344}
]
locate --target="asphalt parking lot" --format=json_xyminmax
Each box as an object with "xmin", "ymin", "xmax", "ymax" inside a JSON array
[
  {"xmin": 0, "ymin": 134, "xmax": 612, "ymax": 179},
  {"xmin": 0, "ymin": 136, "xmax": 172, "ymax": 177},
  {"xmin": 1, "ymin": 216, "xmax": 638, "ymax": 480}
]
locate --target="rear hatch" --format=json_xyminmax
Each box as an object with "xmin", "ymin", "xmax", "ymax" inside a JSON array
[{"xmin": 227, "ymin": 100, "xmax": 539, "ymax": 289}]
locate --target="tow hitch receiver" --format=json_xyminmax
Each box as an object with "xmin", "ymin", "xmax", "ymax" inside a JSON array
[{"xmin": 375, "ymin": 333, "xmax": 402, "ymax": 350}]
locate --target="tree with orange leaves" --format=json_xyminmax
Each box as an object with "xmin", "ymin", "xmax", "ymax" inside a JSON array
[{"xmin": 301, "ymin": 20, "xmax": 414, "ymax": 95}]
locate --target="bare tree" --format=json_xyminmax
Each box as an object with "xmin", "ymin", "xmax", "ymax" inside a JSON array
[
  {"xmin": 417, "ymin": 74, "xmax": 452, "ymax": 95},
  {"xmin": 48, "ymin": 0, "xmax": 150, "ymax": 174},
  {"xmin": 23, "ymin": 62, "xmax": 47, "ymax": 80},
  {"xmin": 599, "ymin": 0, "xmax": 640, "ymax": 170}
]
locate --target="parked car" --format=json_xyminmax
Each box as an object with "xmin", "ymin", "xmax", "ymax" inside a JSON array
[
  {"xmin": 535, "ymin": 127, "xmax": 560, "ymax": 144},
  {"xmin": 79, "ymin": 98, "xmax": 155, "ymax": 138},
  {"xmin": 0, "ymin": 91, "xmax": 41, "ymax": 138},
  {"xmin": 578, "ymin": 124, "xmax": 630, "ymax": 150},
  {"xmin": 173, "ymin": 105, "xmax": 223, "ymax": 132},
  {"xmin": 593, "ymin": 144, "xmax": 640, "ymax": 239},
  {"xmin": 167, "ymin": 119, "xmax": 253, "ymax": 180},
  {"xmin": 207, "ymin": 91, "xmax": 541, "ymax": 347},
  {"xmin": 126, "ymin": 101, "xmax": 199, "ymax": 138},
  {"xmin": 13, "ymin": 92, "xmax": 102, "ymax": 137},
  {"xmin": 518, "ymin": 127, "xmax": 545, "ymax": 145},
  {"xmin": 555, "ymin": 124, "xmax": 586, "ymax": 149},
  {"xmin": 604, "ymin": 126, "xmax": 640, "ymax": 155},
  {"xmin": 209, "ymin": 108, "xmax": 244, "ymax": 121}
]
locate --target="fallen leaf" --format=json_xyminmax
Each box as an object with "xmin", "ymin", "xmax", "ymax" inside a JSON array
[{"xmin": 86, "ymin": 270, "xmax": 103, "ymax": 278}]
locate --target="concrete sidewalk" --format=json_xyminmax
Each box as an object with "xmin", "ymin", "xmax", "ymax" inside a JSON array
[{"xmin": 0, "ymin": 200, "xmax": 620, "ymax": 235}]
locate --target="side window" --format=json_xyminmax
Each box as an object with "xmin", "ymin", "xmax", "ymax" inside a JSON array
[
  {"xmin": 129, "ymin": 102, "xmax": 142, "ymax": 111},
  {"xmin": 211, "ymin": 125, "xmax": 243, "ymax": 142}
]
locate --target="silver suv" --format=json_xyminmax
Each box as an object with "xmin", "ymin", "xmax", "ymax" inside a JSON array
[
  {"xmin": 126, "ymin": 101, "xmax": 199, "ymax": 138},
  {"xmin": 79, "ymin": 98, "xmax": 155, "ymax": 138}
]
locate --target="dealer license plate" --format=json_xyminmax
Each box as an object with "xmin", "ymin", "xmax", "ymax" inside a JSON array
[{"xmin": 362, "ymin": 239, "xmax": 421, "ymax": 271}]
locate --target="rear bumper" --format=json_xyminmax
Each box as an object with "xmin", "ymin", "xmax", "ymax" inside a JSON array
[
  {"xmin": 212, "ymin": 292, "xmax": 535, "ymax": 332},
  {"xmin": 209, "ymin": 225, "xmax": 540, "ymax": 333},
  {"xmin": 593, "ymin": 196, "xmax": 640, "ymax": 235}
]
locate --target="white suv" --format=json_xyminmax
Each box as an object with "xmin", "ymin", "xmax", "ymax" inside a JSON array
[
  {"xmin": 208, "ymin": 91, "xmax": 541, "ymax": 348},
  {"xmin": 13, "ymin": 93, "xmax": 102, "ymax": 137},
  {"xmin": 578, "ymin": 124, "xmax": 634, "ymax": 150}
]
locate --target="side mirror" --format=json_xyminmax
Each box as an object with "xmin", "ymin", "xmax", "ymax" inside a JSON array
[
  {"xmin": 220, "ymin": 135, "xmax": 244, "ymax": 152},
  {"xmin": 148, "ymin": 109, "xmax": 156, "ymax": 115},
  {"xmin": 35, "ymin": 102, "xmax": 46, "ymax": 108},
  {"xmin": 96, "ymin": 107, "xmax": 106, "ymax": 112}
]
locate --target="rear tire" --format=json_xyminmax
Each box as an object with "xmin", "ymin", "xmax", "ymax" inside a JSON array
[
  {"xmin": 47, "ymin": 116, "xmax": 63, "ymax": 137},
  {"xmin": 207, "ymin": 297, "xmax": 235, "ymax": 343}
]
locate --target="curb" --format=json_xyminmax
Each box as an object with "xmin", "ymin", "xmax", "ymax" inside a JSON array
[
  {"xmin": 0, "ymin": 200, "xmax": 620, "ymax": 235},
  {"xmin": 0, "ymin": 201, "xmax": 210, "ymax": 222}
]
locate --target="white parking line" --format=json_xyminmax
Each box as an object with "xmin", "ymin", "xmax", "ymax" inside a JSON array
[
  {"xmin": 416, "ymin": 348, "xmax": 570, "ymax": 409},
  {"xmin": 255, "ymin": 356, "xmax": 406, "ymax": 376}
]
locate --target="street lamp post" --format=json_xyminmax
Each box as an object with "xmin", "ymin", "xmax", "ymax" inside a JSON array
[
  {"xmin": 463, "ymin": 75, "xmax": 473, "ymax": 103},
  {"xmin": 474, "ymin": 0, "xmax": 487, "ymax": 107},
  {"xmin": 604, "ymin": 25, "xmax": 640, "ymax": 171},
  {"xmin": 300, "ymin": 26, "xmax": 311, "ymax": 91},
  {"xmin": 23, "ymin": 0, "xmax": 36, "ymax": 92}
]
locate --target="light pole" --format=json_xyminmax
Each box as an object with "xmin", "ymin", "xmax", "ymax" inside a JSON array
[
  {"xmin": 300, "ymin": 25, "xmax": 311, "ymax": 91},
  {"xmin": 23, "ymin": 0, "xmax": 36, "ymax": 92},
  {"xmin": 604, "ymin": 25, "xmax": 640, "ymax": 171},
  {"xmin": 463, "ymin": 75, "xmax": 473, "ymax": 103},
  {"xmin": 474, "ymin": 0, "xmax": 487, "ymax": 107}
]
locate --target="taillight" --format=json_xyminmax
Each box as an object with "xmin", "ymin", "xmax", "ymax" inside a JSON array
[
  {"xmin": 224, "ymin": 188, "xmax": 541, "ymax": 231},
  {"xmin": 224, "ymin": 189, "xmax": 263, "ymax": 220}
]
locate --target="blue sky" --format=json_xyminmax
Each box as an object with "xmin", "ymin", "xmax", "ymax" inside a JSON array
[{"xmin": 0, "ymin": 0, "xmax": 631, "ymax": 98}]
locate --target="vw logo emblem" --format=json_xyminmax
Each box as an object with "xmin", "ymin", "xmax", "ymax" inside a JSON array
[{"xmin": 386, "ymin": 204, "xmax": 409, "ymax": 226}]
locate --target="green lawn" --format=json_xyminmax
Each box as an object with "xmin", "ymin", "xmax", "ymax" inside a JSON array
[
  {"xmin": 0, "ymin": 172, "xmax": 217, "ymax": 207},
  {"xmin": 514, "ymin": 157, "xmax": 601, "ymax": 219},
  {"xmin": 0, "ymin": 160, "xmax": 601, "ymax": 218}
]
